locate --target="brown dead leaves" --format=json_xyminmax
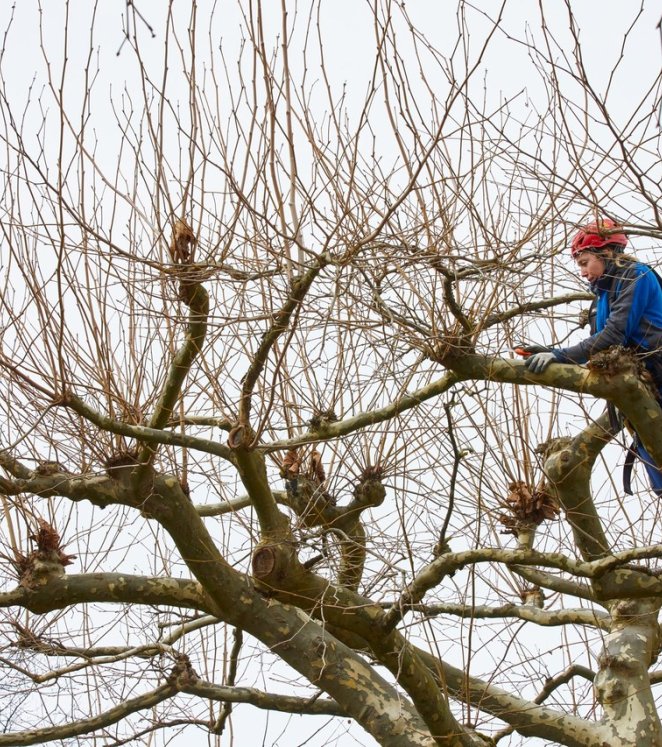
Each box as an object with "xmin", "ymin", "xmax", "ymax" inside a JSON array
[
  {"xmin": 309, "ymin": 450, "xmax": 325, "ymax": 484},
  {"xmin": 169, "ymin": 218, "xmax": 196, "ymax": 264},
  {"xmin": 499, "ymin": 480, "xmax": 559, "ymax": 537},
  {"xmin": 280, "ymin": 449, "xmax": 301, "ymax": 481},
  {"xmin": 279, "ymin": 448, "xmax": 326, "ymax": 486},
  {"xmin": 278, "ymin": 448, "xmax": 336, "ymax": 508}
]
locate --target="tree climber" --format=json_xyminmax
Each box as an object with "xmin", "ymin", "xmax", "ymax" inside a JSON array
[{"xmin": 520, "ymin": 218, "xmax": 662, "ymax": 496}]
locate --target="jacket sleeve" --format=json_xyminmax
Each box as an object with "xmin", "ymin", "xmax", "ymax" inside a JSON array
[{"xmin": 555, "ymin": 266, "xmax": 651, "ymax": 364}]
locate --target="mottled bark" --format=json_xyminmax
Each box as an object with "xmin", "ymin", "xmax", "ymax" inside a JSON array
[
  {"xmin": 544, "ymin": 413, "xmax": 612, "ymax": 562},
  {"xmin": 142, "ymin": 473, "xmax": 436, "ymax": 746},
  {"xmin": 0, "ymin": 573, "xmax": 212, "ymax": 615},
  {"xmin": 594, "ymin": 598, "xmax": 662, "ymax": 746},
  {"xmin": 430, "ymin": 654, "xmax": 610, "ymax": 747},
  {"xmin": 544, "ymin": 407, "xmax": 662, "ymax": 746},
  {"xmin": 251, "ymin": 539, "xmax": 501, "ymax": 745}
]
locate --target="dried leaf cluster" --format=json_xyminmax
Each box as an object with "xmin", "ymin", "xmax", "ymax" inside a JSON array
[{"xmin": 499, "ymin": 480, "xmax": 560, "ymax": 536}]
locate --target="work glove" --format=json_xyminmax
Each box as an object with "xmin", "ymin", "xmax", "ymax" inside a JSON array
[{"xmin": 524, "ymin": 351, "xmax": 557, "ymax": 374}]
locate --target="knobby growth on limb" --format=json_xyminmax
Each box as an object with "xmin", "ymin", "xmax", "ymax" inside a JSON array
[{"xmin": 0, "ymin": 2, "xmax": 662, "ymax": 746}]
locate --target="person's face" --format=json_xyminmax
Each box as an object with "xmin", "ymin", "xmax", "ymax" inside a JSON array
[{"xmin": 575, "ymin": 251, "xmax": 606, "ymax": 284}]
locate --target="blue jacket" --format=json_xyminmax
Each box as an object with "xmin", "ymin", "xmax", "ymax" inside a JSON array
[{"xmin": 554, "ymin": 260, "xmax": 662, "ymax": 371}]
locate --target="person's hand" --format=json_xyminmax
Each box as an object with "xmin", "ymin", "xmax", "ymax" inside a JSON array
[{"xmin": 524, "ymin": 351, "xmax": 557, "ymax": 374}]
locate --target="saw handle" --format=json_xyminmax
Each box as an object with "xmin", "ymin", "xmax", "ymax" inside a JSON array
[{"xmin": 513, "ymin": 345, "xmax": 550, "ymax": 357}]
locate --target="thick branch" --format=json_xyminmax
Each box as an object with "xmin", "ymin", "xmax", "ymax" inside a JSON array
[
  {"xmin": 140, "ymin": 476, "xmax": 436, "ymax": 746},
  {"xmin": 64, "ymin": 394, "xmax": 234, "ymax": 462},
  {"xmin": 385, "ymin": 547, "xmax": 603, "ymax": 630},
  {"xmin": 509, "ymin": 567, "xmax": 596, "ymax": 601},
  {"xmin": 195, "ymin": 495, "xmax": 253, "ymax": 516},
  {"xmin": 393, "ymin": 602, "xmax": 609, "ymax": 630},
  {"xmin": 0, "ymin": 464, "xmax": 128, "ymax": 509},
  {"xmin": 493, "ymin": 665, "xmax": 596, "ymax": 742},
  {"xmin": 544, "ymin": 413, "xmax": 613, "ymax": 561},
  {"xmin": 369, "ymin": 635, "xmax": 481, "ymax": 747},
  {"xmin": 184, "ymin": 679, "xmax": 344, "ymax": 716},
  {"xmin": 0, "ymin": 683, "xmax": 177, "ymax": 746},
  {"xmin": 249, "ymin": 541, "xmax": 479, "ymax": 744},
  {"xmin": 0, "ymin": 452, "xmax": 33, "ymax": 479},
  {"xmin": 444, "ymin": 353, "xmax": 662, "ymax": 469},
  {"xmin": 418, "ymin": 651, "xmax": 609, "ymax": 747},
  {"xmin": 383, "ymin": 540, "xmax": 662, "ymax": 629},
  {"xmin": 593, "ymin": 598, "xmax": 662, "ymax": 744},
  {"xmin": 544, "ymin": 415, "xmax": 662, "ymax": 599},
  {"xmin": 233, "ymin": 448, "xmax": 290, "ymax": 538},
  {"xmin": 124, "ymin": 257, "xmax": 209, "ymax": 486},
  {"xmin": 171, "ymin": 415, "xmax": 232, "ymax": 430},
  {"xmin": 146, "ymin": 277, "xmax": 209, "ymax": 433},
  {"xmin": 0, "ymin": 573, "xmax": 212, "ymax": 615}
]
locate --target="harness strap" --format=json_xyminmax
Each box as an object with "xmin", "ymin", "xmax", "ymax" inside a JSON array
[
  {"xmin": 623, "ymin": 440, "xmax": 637, "ymax": 496},
  {"xmin": 606, "ymin": 402, "xmax": 622, "ymax": 434}
]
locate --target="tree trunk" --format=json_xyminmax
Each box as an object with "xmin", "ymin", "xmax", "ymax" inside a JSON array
[{"xmin": 595, "ymin": 598, "xmax": 662, "ymax": 746}]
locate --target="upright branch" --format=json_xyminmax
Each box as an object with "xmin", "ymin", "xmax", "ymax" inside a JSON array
[
  {"xmin": 544, "ymin": 413, "xmax": 613, "ymax": 562},
  {"xmin": 236, "ymin": 259, "xmax": 326, "ymax": 433},
  {"xmin": 136, "ymin": 219, "xmax": 209, "ymax": 471}
]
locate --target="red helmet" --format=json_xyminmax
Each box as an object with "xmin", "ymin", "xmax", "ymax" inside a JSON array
[{"xmin": 570, "ymin": 218, "xmax": 628, "ymax": 258}]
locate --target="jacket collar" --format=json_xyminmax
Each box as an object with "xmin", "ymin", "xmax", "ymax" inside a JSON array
[{"xmin": 591, "ymin": 260, "xmax": 618, "ymax": 294}]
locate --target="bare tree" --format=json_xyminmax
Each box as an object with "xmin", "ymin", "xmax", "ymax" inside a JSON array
[{"xmin": 0, "ymin": 2, "xmax": 661, "ymax": 745}]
